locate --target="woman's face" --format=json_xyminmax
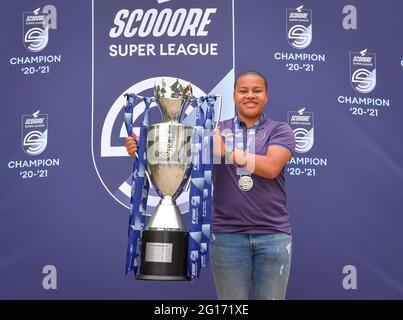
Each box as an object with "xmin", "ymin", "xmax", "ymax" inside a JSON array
[{"xmin": 234, "ymin": 74, "xmax": 268, "ymax": 121}]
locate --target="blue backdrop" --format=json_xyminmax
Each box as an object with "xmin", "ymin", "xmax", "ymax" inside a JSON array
[{"xmin": 1, "ymin": 0, "xmax": 402, "ymax": 299}]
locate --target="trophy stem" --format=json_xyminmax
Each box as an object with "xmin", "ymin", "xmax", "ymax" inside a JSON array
[{"xmin": 146, "ymin": 196, "xmax": 185, "ymax": 231}]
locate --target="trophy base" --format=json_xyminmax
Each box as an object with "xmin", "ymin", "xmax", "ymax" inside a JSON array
[{"xmin": 137, "ymin": 230, "xmax": 189, "ymax": 281}]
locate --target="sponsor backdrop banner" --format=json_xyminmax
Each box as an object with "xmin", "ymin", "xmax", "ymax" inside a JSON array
[{"xmin": 0, "ymin": 0, "xmax": 402, "ymax": 299}]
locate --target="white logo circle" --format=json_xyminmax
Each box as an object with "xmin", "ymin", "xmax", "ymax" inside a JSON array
[
  {"xmin": 352, "ymin": 68, "xmax": 376, "ymax": 93},
  {"xmin": 288, "ymin": 25, "xmax": 311, "ymax": 49},
  {"xmin": 23, "ymin": 130, "xmax": 47, "ymax": 155},
  {"xmin": 293, "ymin": 128, "xmax": 313, "ymax": 153},
  {"xmin": 24, "ymin": 27, "xmax": 49, "ymax": 52}
]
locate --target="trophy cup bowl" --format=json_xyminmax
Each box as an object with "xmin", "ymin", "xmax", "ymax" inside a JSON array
[{"xmin": 136, "ymin": 122, "xmax": 192, "ymax": 280}]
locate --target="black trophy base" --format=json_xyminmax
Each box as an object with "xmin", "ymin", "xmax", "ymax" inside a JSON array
[{"xmin": 137, "ymin": 230, "xmax": 190, "ymax": 281}]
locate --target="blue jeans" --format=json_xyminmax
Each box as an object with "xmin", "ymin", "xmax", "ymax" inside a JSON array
[{"xmin": 210, "ymin": 232, "xmax": 292, "ymax": 300}]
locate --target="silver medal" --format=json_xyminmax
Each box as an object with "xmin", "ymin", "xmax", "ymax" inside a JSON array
[{"xmin": 238, "ymin": 176, "xmax": 253, "ymax": 192}]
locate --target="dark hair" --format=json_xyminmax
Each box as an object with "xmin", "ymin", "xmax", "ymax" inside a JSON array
[{"xmin": 234, "ymin": 70, "xmax": 268, "ymax": 91}]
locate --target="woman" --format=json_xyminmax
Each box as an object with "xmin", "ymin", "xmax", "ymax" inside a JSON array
[
  {"xmin": 125, "ymin": 71, "xmax": 295, "ymax": 300},
  {"xmin": 211, "ymin": 71, "xmax": 295, "ymax": 300}
]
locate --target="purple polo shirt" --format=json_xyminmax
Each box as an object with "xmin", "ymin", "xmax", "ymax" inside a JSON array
[{"xmin": 212, "ymin": 115, "xmax": 296, "ymax": 234}]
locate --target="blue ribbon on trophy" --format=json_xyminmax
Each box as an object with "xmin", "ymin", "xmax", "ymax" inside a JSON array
[
  {"xmin": 187, "ymin": 97, "xmax": 206, "ymax": 279},
  {"xmin": 233, "ymin": 115, "xmax": 260, "ymax": 192},
  {"xmin": 122, "ymin": 79, "xmax": 222, "ymax": 280},
  {"xmin": 124, "ymin": 94, "xmax": 153, "ymax": 275}
]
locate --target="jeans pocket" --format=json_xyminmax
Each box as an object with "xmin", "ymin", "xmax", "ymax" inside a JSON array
[{"xmin": 274, "ymin": 232, "xmax": 291, "ymax": 240}]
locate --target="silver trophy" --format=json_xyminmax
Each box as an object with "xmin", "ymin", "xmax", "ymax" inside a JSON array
[
  {"xmin": 135, "ymin": 79, "xmax": 222, "ymax": 280},
  {"xmin": 137, "ymin": 80, "xmax": 193, "ymax": 280}
]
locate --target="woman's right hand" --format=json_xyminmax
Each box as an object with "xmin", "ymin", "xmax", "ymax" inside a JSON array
[{"xmin": 125, "ymin": 131, "xmax": 139, "ymax": 157}]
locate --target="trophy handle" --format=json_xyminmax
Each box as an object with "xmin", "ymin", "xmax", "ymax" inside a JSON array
[{"xmin": 214, "ymin": 94, "xmax": 223, "ymax": 130}]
